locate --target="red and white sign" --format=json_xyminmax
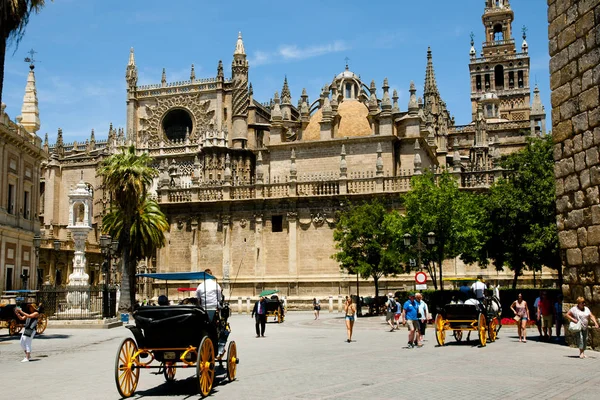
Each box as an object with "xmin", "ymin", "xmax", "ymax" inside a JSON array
[{"xmin": 415, "ymin": 272, "xmax": 427, "ymax": 284}]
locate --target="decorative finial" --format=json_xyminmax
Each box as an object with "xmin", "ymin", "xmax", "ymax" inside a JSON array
[
  {"xmin": 24, "ymin": 49, "xmax": 37, "ymax": 70},
  {"xmin": 522, "ymin": 25, "xmax": 527, "ymax": 40},
  {"xmin": 190, "ymin": 64, "xmax": 196, "ymax": 81},
  {"xmin": 344, "ymin": 56, "xmax": 350, "ymax": 70},
  {"xmin": 470, "ymin": 32, "xmax": 474, "ymax": 46}
]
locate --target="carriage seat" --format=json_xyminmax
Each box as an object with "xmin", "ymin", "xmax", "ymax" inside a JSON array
[
  {"xmin": 133, "ymin": 305, "xmax": 209, "ymax": 349},
  {"xmin": 445, "ymin": 303, "xmax": 481, "ymax": 321}
]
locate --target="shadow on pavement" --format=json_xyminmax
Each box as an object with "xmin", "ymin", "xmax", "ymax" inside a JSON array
[{"xmin": 134, "ymin": 373, "xmax": 232, "ymax": 398}]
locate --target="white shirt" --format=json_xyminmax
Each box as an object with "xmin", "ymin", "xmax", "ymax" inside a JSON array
[
  {"xmin": 570, "ymin": 306, "xmax": 592, "ymax": 329},
  {"xmin": 195, "ymin": 279, "xmax": 222, "ymax": 309},
  {"xmin": 471, "ymin": 281, "xmax": 487, "ymax": 299},
  {"xmin": 417, "ymin": 301, "xmax": 429, "ymax": 321}
]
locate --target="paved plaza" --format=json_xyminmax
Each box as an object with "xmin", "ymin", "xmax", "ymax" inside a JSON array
[{"xmin": 1, "ymin": 311, "xmax": 599, "ymax": 399}]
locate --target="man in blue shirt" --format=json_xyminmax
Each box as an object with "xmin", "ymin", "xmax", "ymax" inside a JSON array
[{"xmin": 402, "ymin": 293, "xmax": 421, "ymax": 349}]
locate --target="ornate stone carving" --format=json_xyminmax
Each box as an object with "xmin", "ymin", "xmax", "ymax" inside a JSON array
[
  {"xmin": 140, "ymin": 94, "xmax": 214, "ymax": 146},
  {"xmin": 239, "ymin": 218, "xmax": 248, "ymax": 228},
  {"xmin": 312, "ymin": 212, "xmax": 326, "ymax": 226}
]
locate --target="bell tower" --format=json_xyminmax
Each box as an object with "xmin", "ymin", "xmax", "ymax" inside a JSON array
[{"xmin": 468, "ymin": 0, "xmax": 530, "ymax": 122}]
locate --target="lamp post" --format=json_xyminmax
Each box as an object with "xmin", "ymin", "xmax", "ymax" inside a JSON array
[
  {"xmin": 33, "ymin": 234, "xmax": 41, "ymax": 289},
  {"xmin": 100, "ymin": 234, "xmax": 112, "ymax": 318},
  {"xmin": 404, "ymin": 232, "xmax": 436, "ymax": 289},
  {"xmin": 53, "ymin": 239, "xmax": 61, "ymax": 286}
]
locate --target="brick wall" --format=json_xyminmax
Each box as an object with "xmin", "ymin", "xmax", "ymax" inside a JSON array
[{"xmin": 549, "ymin": 0, "xmax": 600, "ymax": 347}]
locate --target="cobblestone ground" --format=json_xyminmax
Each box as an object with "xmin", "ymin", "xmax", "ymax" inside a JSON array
[{"xmin": 1, "ymin": 311, "xmax": 599, "ymax": 399}]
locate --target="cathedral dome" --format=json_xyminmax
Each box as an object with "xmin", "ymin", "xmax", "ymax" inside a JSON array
[
  {"xmin": 336, "ymin": 69, "xmax": 359, "ymax": 80},
  {"xmin": 302, "ymin": 100, "xmax": 371, "ymax": 141}
]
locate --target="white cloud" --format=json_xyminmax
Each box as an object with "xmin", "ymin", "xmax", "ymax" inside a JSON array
[{"xmin": 250, "ymin": 40, "xmax": 350, "ymax": 67}]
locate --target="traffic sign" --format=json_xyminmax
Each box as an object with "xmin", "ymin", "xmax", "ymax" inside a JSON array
[
  {"xmin": 415, "ymin": 271, "xmax": 427, "ymax": 284},
  {"xmin": 416, "ymin": 284, "xmax": 427, "ymax": 290}
]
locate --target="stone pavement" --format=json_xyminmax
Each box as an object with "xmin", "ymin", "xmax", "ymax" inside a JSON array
[{"xmin": 1, "ymin": 311, "xmax": 599, "ymax": 399}]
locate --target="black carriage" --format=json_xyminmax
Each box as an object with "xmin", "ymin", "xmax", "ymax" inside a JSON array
[
  {"xmin": 260, "ymin": 290, "xmax": 285, "ymax": 323},
  {"xmin": 0, "ymin": 290, "xmax": 48, "ymax": 336},
  {"xmin": 115, "ymin": 272, "xmax": 238, "ymax": 398},
  {"xmin": 434, "ymin": 296, "xmax": 501, "ymax": 347}
]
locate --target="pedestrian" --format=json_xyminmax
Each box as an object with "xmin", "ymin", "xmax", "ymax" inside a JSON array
[
  {"xmin": 533, "ymin": 292, "xmax": 542, "ymax": 337},
  {"xmin": 415, "ymin": 293, "xmax": 429, "ymax": 345},
  {"xmin": 402, "ymin": 293, "xmax": 421, "ymax": 348},
  {"xmin": 554, "ymin": 294, "xmax": 564, "ymax": 340},
  {"xmin": 313, "ymin": 298, "xmax": 321, "ymax": 320},
  {"xmin": 537, "ymin": 291, "xmax": 553, "ymax": 341},
  {"xmin": 251, "ymin": 295, "xmax": 267, "ymax": 338},
  {"xmin": 385, "ymin": 293, "xmax": 396, "ymax": 332},
  {"xmin": 566, "ymin": 296, "xmax": 599, "ymax": 359},
  {"xmin": 394, "ymin": 297, "xmax": 402, "ymax": 330},
  {"xmin": 14, "ymin": 303, "xmax": 40, "ymax": 362},
  {"xmin": 510, "ymin": 293, "xmax": 530, "ymax": 343},
  {"xmin": 343, "ymin": 296, "xmax": 356, "ymax": 343}
]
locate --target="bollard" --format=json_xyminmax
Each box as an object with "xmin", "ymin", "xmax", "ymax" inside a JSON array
[
  {"xmin": 329, "ymin": 296, "xmax": 333, "ymax": 313},
  {"xmin": 338, "ymin": 296, "xmax": 343, "ymax": 312},
  {"xmin": 238, "ymin": 297, "xmax": 242, "ymax": 314},
  {"xmin": 246, "ymin": 297, "xmax": 251, "ymax": 314}
]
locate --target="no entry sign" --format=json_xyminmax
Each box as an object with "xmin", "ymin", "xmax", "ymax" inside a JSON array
[{"xmin": 415, "ymin": 271, "xmax": 427, "ymax": 284}]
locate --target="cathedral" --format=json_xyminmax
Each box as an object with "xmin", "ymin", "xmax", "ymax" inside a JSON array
[{"xmin": 8, "ymin": 0, "xmax": 553, "ymax": 298}]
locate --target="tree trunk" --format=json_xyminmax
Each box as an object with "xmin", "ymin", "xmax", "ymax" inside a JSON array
[
  {"xmin": 511, "ymin": 267, "xmax": 520, "ymax": 290},
  {"xmin": 0, "ymin": 37, "xmax": 6, "ymax": 106},
  {"xmin": 426, "ymin": 262, "xmax": 437, "ymax": 290},
  {"xmin": 438, "ymin": 256, "xmax": 444, "ymax": 291},
  {"xmin": 119, "ymin": 245, "xmax": 132, "ymax": 313},
  {"xmin": 373, "ymin": 275, "xmax": 379, "ymax": 315}
]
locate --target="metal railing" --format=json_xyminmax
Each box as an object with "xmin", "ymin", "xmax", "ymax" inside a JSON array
[{"xmin": 38, "ymin": 286, "xmax": 117, "ymax": 320}]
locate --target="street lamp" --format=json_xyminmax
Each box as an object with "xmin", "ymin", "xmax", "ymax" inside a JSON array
[
  {"xmin": 100, "ymin": 234, "xmax": 113, "ymax": 318},
  {"xmin": 33, "ymin": 234, "xmax": 41, "ymax": 289}
]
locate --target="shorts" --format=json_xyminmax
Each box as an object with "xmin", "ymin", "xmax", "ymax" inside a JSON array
[
  {"xmin": 406, "ymin": 320, "xmax": 418, "ymax": 331},
  {"xmin": 386, "ymin": 312, "xmax": 395, "ymax": 322},
  {"xmin": 345, "ymin": 315, "xmax": 355, "ymax": 322},
  {"xmin": 541, "ymin": 314, "xmax": 553, "ymax": 328},
  {"xmin": 394, "ymin": 314, "xmax": 401, "ymax": 321}
]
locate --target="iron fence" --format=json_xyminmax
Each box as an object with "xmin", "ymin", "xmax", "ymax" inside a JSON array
[{"xmin": 38, "ymin": 286, "xmax": 117, "ymax": 320}]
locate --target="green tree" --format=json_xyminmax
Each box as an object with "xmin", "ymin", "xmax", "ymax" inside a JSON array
[
  {"xmin": 332, "ymin": 200, "xmax": 401, "ymax": 300},
  {"xmin": 398, "ymin": 169, "xmax": 483, "ymax": 290},
  {"xmin": 473, "ymin": 136, "xmax": 560, "ymax": 289},
  {"xmin": 98, "ymin": 145, "xmax": 168, "ymax": 312},
  {"xmin": 1, "ymin": 0, "xmax": 49, "ymax": 105}
]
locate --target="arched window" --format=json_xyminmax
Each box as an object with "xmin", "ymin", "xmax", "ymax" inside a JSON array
[
  {"xmin": 485, "ymin": 74, "xmax": 491, "ymax": 90},
  {"xmin": 494, "ymin": 65, "xmax": 504, "ymax": 89},
  {"xmin": 476, "ymin": 75, "xmax": 482, "ymax": 92},
  {"xmin": 508, "ymin": 71, "xmax": 515, "ymax": 88},
  {"xmin": 493, "ymin": 24, "xmax": 504, "ymax": 41},
  {"xmin": 345, "ymin": 83, "xmax": 352, "ymax": 99},
  {"xmin": 517, "ymin": 70, "xmax": 524, "ymax": 88}
]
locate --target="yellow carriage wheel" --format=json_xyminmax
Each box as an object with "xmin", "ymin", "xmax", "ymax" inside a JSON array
[
  {"xmin": 226, "ymin": 341, "xmax": 238, "ymax": 382},
  {"xmin": 163, "ymin": 362, "xmax": 176, "ymax": 382},
  {"xmin": 488, "ymin": 317, "xmax": 498, "ymax": 342},
  {"xmin": 477, "ymin": 313, "xmax": 487, "ymax": 347},
  {"xmin": 434, "ymin": 314, "xmax": 446, "ymax": 346},
  {"xmin": 36, "ymin": 314, "xmax": 48, "ymax": 334},
  {"xmin": 114, "ymin": 338, "xmax": 140, "ymax": 398},
  {"xmin": 196, "ymin": 336, "xmax": 215, "ymax": 397}
]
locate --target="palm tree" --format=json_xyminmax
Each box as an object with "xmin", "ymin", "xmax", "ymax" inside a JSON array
[
  {"xmin": 98, "ymin": 145, "xmax": 168, "ymax": 312},
  {"xmin": 1, "ymin": 0, "xmax": 49, "ymax": 105}
]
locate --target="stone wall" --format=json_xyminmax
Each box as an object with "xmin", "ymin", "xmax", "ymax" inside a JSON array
[{"xmin": 549, "ymin": 0, "xmax": 600, "ymax": 347}]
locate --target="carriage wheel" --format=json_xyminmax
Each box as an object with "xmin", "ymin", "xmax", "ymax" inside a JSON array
[
  {"xmin": 453, "ymin": 330, "xmax": 463, "ymax": 342},
  {"xmin": 36, "ymin": 314, "xmax": 48, "ymax": 334},
  {"xmin": 163, "ymin": 362, "xmax": 176, "ymax": 382},
  {"xmin": 114, "ymin": 338, "xmax": 140, "ymax": 398},
  {"xmin": 488, "ymin": 317, "xmax": 498, "ymax": 342},
  {"xmin": 226, "ymin": 341, "xmax": 238, "ymax": 382},
  {"xmin": 196, "ymin": 336, "xmax": 215, "ymax": 397},
  {"xmin": 434, "ymin": 314, "xmax": 446, "ymax": 346},
  {"xmin": 278, "ymin": 311, "xmax": 284, "ymax": 323},
  {"xmin": 8, "ymin": 319, "xmax": 19, "ymax": 336},
  {"xmin": 477, "ymin": 313, "xmax": 487, "ymax": 347}
]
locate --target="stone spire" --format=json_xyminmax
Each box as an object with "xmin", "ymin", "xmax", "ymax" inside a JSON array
[
  {"xmin": 368, "ymin": 80, "xmax": 378, "ymax": 112},
  {"xmin": 126, "ymin": 47, "xmax": 138, "ymax": 89},
  {"xmin": 20, "ymin": 63, "xmax": 40, "ymax": 134},
  {"xmin": 381, "ymin": 78, "xmax": 391, "ymax": 112},
  {"xmin": 392, "ymin": 89, "xmax": 400, "ymax": 114},
  {"xmin": 55, "ymin": 128, "xmax": 64, "ymax": 156},
  {"xmin": 271, "ymin": 91, "xmax": 282, "ymax": 121},
  {"xmin": 530, "ymin": 84, "xmax": 544, "ymax": 116},
  {"xmin": 43, "ymin": 133, "xmax": 49, "ymax": 153},
  {"xmin": 424, "ymin": 47, "xmax": 439, "ymax": 97},
  {"xmin": 234, "ymin": 31, "xmax": 246, "ymax": 55},
  {"xmin": 90, "ymin": 128, "xmax": 96, "ymax": 149},
  {"xmin": 217, "ymin": 60, "xmax": 224, "ymax": 79},
  {"xmin": 190, "ymin": 64, "xmax": 196, "ymax": 81},
  {"xmin": 161, "ymin": 68, "xmax": 167, "ymax": 87},
  {"xmin": 408, "ymin": 81, "xmax": 418, "ymax": 115},
  {"xmin": 281, "ymin": 76, "xmax": 291, "ymax": 104}
]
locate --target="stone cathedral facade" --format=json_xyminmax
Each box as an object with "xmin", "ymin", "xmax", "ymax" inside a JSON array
[{"xmin": 35, "ymin": 0, "xmax": 555, "ymax": 298}]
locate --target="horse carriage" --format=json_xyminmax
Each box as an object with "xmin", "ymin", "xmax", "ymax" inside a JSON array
[
  {"xmin": 115, "ymin": 272, "xmax": 239, "ymax": 398},
  {"xmin": 260, "ymin": 290, "xmax": 285, "ymax": 323},
  {"xmin": 0, "ymin": 290, "xmax": 48, "ymax": 336},
  {"xmin": 434, "ymin": 294, "xmax": 502, "ymax": 347}
]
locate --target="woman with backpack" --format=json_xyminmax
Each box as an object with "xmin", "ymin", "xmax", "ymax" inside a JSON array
[{"xmin": 385, "ymin": 293, "xmax": 396, "ymax": 332}]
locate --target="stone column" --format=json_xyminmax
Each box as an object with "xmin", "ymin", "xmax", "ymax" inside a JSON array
[
  {"xmin": 254, "ymin": 214, "xmax": 264, "ymax": 277},
  {"xmin": 287, "ymin": 212, "xmax": 297, "ymax": 277},
  {"xmin": 549, "ymin": 0, "xmax": 600, "ymax": 347},
  {"xmin": 221, "ymin": 215, "xmax": 231, "ymax": 297}
]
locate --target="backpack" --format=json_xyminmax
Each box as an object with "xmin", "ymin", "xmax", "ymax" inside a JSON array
[{"xmin": 387, "ymin": 298, "xmax": 396, "ymax": 313}]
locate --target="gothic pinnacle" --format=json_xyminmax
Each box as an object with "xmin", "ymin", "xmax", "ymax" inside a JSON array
[
  {"xmin": 128, "ymin": 48, "xmax": 135, "ymax": 66},
  {"xmin": 190, "ymin": 64, "xmax": 196, "ymax": 81},
  {"xmin": 234, "ymin": 31, "xmax": 246, "ymax": 55},
  {"xmin": 281, "ymin": 76, "xmax": 291, "ymax": 104},
  {"xmin": 217, "ymin": 60, "xmax": 224, "ymax": 78},
  {"xmin": 161, "ymin": 68, "xmax": 167, "ymax": 86},
  {"xmin": 424, "ymin": 46, "xmax": 439, "ymax": 96}
]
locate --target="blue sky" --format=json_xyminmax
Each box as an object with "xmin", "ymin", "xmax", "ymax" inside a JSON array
[{"xmin": 2, "ymin": 0, "xmax": 550, "ymax": 144}]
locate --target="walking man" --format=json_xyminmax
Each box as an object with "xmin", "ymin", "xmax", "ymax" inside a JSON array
[
  {"xmin": 252, "ymin": 296, "xmax": 268, "ymax": 338},
  {"xmin": 385, "ymin": 293, "xmax": 396, "ymax": 332},
  {"xmin": 402, "ymin": 293, "xmax": 421, "ymax": 348}
]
